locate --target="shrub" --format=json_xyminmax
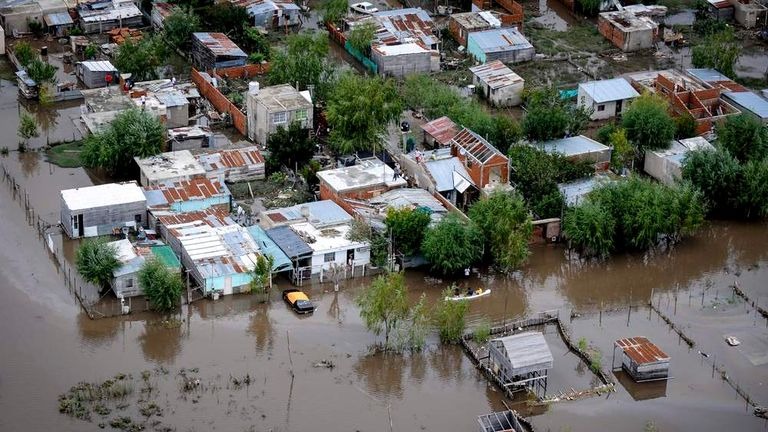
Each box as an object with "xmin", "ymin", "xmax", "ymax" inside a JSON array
[{"xmin": 434, "ymin": 288, "xmax": 470, "ymax": 343}]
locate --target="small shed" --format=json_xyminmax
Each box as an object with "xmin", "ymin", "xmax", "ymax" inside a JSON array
[
  {"xmin": 110, "ymin": 239, "xmax": 181, "ymax": 298},
  {"xmin": 60, "ymin": 181, "xmax": 147, "ymax": 239},
  {"xmin": 76, "ymin": 61, "xmax": 118, "ymax": 89},
  {"xmin": 421, "ymin": 116, "xmax": 458, "ymax": 148},
  {"xmin": 191, "ymin": 32, "xmax": 247, "ymax": 70},
  {"xmin": 154, "ymin": 90, "xmax": 189, "ymax": 129},
  {"xmin": 466, "ymin": 27, "xmax": 534, "ymax": 64},
  {"xmin": 644, "ymin": 137, "xmax": 714, "ymax": 185},
  {"xmin": 705, "ymin": 0, "xmax": 734, "ymax": 20},
  {"xmin": 44, "ymin": 11, "xmax": 73, "ymax": 36},
  {"xmin": 470, "ymin": 60, "xmax": 525, "ymax": 107},
  {"xmin": 538, "ymin": 135, "xmax": 612, "ymax": 170},
  {"xmin": 613, "ymin": 336, "xmax": 670, "ymax": 382},
  {"xmin": 167, "ymin": 126, "xmax": 215, "ymax": 151},
  {"xmin": 135, "ymin": 150, "xmax": 207, "ymax": 187},
  {"xmin": 477, "ymin": 411, "xmax": 526, "ymax": 432},
  {"xmin": 722, "ymin": 91, "xmax": 768, "ymax": 124},
  {"xmin": 578, "ymin": 78, "xmax": 639, "ymax": 120},
  {"xmin": 488, "ymin": 331, "xmax": 553, "ymax": 396}
]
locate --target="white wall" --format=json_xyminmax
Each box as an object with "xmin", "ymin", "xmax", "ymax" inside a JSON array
[{"xmin": 578, "ymin": 88, "xmax": 626, "ymax": 121}]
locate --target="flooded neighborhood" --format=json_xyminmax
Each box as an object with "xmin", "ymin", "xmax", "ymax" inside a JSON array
[{"xmin": 0, "ymin": 0, "xmax": 767, "ymax": 430}]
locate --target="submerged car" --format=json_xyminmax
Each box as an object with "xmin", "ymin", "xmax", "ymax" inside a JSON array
[
  {"xmin": 282, "ymin": 289, "xmax": 315, "ymax": 314},
  {"xmin": 350, "ymin": 2, "xmax": 378, "ymax": 14}
]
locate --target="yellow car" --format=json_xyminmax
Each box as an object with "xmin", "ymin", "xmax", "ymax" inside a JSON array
[{"xmin": 282, "ymin": 289, "xmax": 315, "ymax": 314}]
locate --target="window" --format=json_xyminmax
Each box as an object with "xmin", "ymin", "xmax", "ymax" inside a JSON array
[
  {"xmin": 73, "ymin": 215, "xmax": 79, "ymax": 229},
  {"xmin": 126, "ymin": 278, "xmax": 133, "ymax": 288},
  {"xmin": 597, "ymin": 105, "xmax": 605, "ymax": 112},
  {"xmin": 272, "ymin": 111, "xmax": 287, "ymax": 124},
  {"xmin": 295, "ymin": 109, "xmax": 308, "ymax": 121},
  {"xmin": 134, "ymin": 214, "xmax": 142, "ymax": 223},
  {"xmin": 324, "ymin": 252, "xmax": 335, "ymax": 263}
]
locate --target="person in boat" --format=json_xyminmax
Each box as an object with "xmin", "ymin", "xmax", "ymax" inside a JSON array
[
  {"xmin": 475, "ymin": 288, "xmax": 483, "ymax": 296},
  {"xmin": 466, "ymin": 287, "xmax": 474, "ymax": 297},
  {"xmin": 453, "ymin": 286, "xmax": 460, "ymax": 297}
]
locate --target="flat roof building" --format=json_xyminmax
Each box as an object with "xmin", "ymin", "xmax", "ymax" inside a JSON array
[
  {"xmin": 578, "ymin": 77, "xmax": 640, "ymax": 120},
  {"xmin": 60, "ymin": 181, "xmax": 147, "ymax": 239},
  {"xmin": 538, "ymin": 135, "xmax": 612, "ymax": 169},
  {"xmin": 644, "ymin": 137, "xmax": 714, "ymax": 185},
  {"xmin": 318, "ymin": 158, "xmax": 407, "ymax": 214},
  {"xmin": 246, "ymin": 83, "xmax": 313, "ymax": 145},
  {"xmin": 135, "ymin": 151, "xmax": 207, "ymax": 187},
  {"xmin": 448, "ymin": 11, "xmax": 502, "ymax": 47},
  {"xmin": 110, "ymin": 239, "xmax": 180, "ymax": 298},
  {"xmin": 196, "ymin": 146, "xmax": 266, "ymax": 183},
  {"xmin": 598, "ymin": 10, "xmax": 658, "ymax": 52}
]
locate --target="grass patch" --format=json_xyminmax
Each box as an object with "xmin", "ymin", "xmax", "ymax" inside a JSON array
[
  {"xmin": 46, "ymin": 140, "xmax": 84, "ymax": 168},
  {"xmin": 526, "ymin": 22, "xmax": 611, "ymax": 56}
]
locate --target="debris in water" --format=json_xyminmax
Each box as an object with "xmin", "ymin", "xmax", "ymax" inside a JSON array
[{"xmin": 314, "ymin": 359, "xmax": 335, "ymax": 369}]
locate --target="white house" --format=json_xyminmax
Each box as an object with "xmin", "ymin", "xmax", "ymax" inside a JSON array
[
  {"xmin": 578, "ymin": 78, "xmax": 640, "ymax": 120},
  {"xmin": 469, "ymin": 60, "xmax": 525, "ymax": 107}
]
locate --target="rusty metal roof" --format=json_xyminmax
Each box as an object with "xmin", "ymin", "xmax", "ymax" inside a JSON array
[
  {"xmin": 451, "ymin": 128, "xmax": 507, "ymax": 165},
  {"xmin": 422, "ymin": 116, "xmax": 459, "ymax": 146},
  {"xmin": 469, "ymin": 60, "xmax": 523, "ymax": 90},
  {"xmin": 155, "ymin": 208, "xmax": 231, "ymax": 227},
  {"xmin": 615, "ymin": 337, "xmax": 670, "ymax": 365},
  {"xmin": 144, "ymin": 178, "xmax": 229, "ymax": 207},
  {"xmin": 192, "ymin": 32, "xmax": 247, "ymax": 58},
  {"xmin": 368, "ymin": 8, "xmax": 438, "ymax": 50},
  {"xmin": 196, "ymin": 146, "xmax": 265, "ymax": 171}
]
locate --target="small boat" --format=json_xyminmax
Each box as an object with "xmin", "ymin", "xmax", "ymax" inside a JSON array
[
  {"xmin": 725, "ymin": 336, "xmax": 741, "ymax": 347},
  {"xmin": 445, "ymin": 289, "xmax": 491, "ymax": 301}
]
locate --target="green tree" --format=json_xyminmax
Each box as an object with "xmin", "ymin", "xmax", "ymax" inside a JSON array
[
  {"xmin": 433, "ymin": 289, "xmax": 469, "ymax": 343},
  {"xmin": 384, "ymin": 207, "xmax": 431, "ymax": 256},
  {"xmin": 139, "ymin": 259, "xmax": 183, "ymax": 312},
  {"xmin": 682, "ymin": 148, "xmax": 741, "ymax": 216},
  {"xmin": 563, "ymin": 201, "xmax": 615, "ymax": 258},
  {"xmin": 322, "ymin": 0, "xmax": 348, "ymax": 25},
  {"xmin": 249, "ymin": 254, "xmax": 274, "ymax": 293},
  {"xmin": 394, "ymin": 294, "xmax": 429, "ymax": 351},
  {"xmin": 267, "ymin": 33, "xmax": 336, "ymax": 101},
  {"xmin": 13, "ymin": 41, "xmax": 36, "ymax": 67},
  {"xmin": 608, "ymin": 128, "xmax": 634, "ymax": 171},
  {"xmin": 347, "ymin": 21, "xmax": 377, "ymax": 53},
  {"xmin": 674, "ymin": 113, "xmax": 697, "ymax": 139},
  {"xmin": 577, "ymin": 0, "xmax": 601, "ymax": 15},
  {"xmin": 691, "ymin": 28, "xmax": 742, "ymax": 79},
  {"xmin": 357, "ymin": 272, "xmax": 410, "ymax": 348},
  {"xmin": 717, "ymin": 114, "xmax": 768, "ymax": 162},
  {"xmin": 508, "ymin": 145, "xmax": 593, "ymax": 218},
  {"xmin": 242, "ymin": 26, "xmax": 271, "ymax": 60},
  {"xmin": 18, "ymin": 112, "xmax": 39, "ymax": 147},
  {"xmin": 621, "ymin": 92, "xmax": 675, "ymax": 154},
  {"xmin": 265, "ymin": 121, "xmax": 315, "ymax": 173},
  {"xmin": 113, "ymin": 36, "xmax": 167, "ymax": 81},
  {"xmin": 739, "ymin": 159, "xmax": 768, "ymax": 219},
  {"xmin": 522, "ymin": 87, "xmax": 570, "ymax": 141},
  {"xmin": 81, "ymin": 109, "xmax": 164, "ymax": 175},
  {"xmin": 422, "ymin": 214, "xmax": 482, "ymax": 275},
  {"xmin": 26, "ymin": 58, "xmax": 57, "ymax": 84},
  {"xmin": 326, "ymin": 73, "xmax": 403, "ymax": 154},
  {"xmin": 163, "ymin": 6, "xmax": 200, "ymax": 50},
  {"xmin": 200, "ymin": 3, "xmax": 251, "ymax": 48},
  {"xmin": 76, "ymin": 239, "xmax": 120, "ymax": 288},
  {"xmin": 469, "ymin": 191, "xmax": 533, "ymax": 270}
]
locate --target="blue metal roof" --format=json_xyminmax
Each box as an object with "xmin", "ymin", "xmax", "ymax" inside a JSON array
[
  {"xmin": 424, "ymin": 157, "xmax": 474, "ymax": 192},
  {"xmin": 265, "ymin": 200, "xmax": 352, "ymax": 228},
  {"xmin": 467, "ymin": 28, "xmax": 533, "ymax": 54},
  {"xmin": 724, "ymin": 91, "xmax": 768, "ymax": 119},
  {"xmin": 155, "ymin": 90, "xmax": 188, "ymax": 107},
  {"xmin": 579, "ymin": 78, "xmax": 639, "ymax": 104},
  {"xmin": 143, "ymin": 189, "xmax": 167, "ymax": 207},
  {"xmin": 246, "ymin": 0, "xmax": 277, "ymax": 16},
  {"xmin": 265, "ymin": 226, "xmax": 312, "ymax": 259},
  {"xmin": 539, "ymin": 135, "xmax": 609, "ymax": 157},
  {"xmin": 686, "ymin": 68, "xmax": 731, "ymax": 83},
  {"xmin": 246, "ymin": 225, "xmax": 292, "ymax": 272},
  {"xmin": 45, "ymin": 12, "xmax": 74, "ymax": 26}
]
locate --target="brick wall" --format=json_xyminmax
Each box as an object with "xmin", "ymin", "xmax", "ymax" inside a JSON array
[
  {"xmin": 597, "ymin": 17, "xmax": 626, "ymax": 50},
  {"xmin": 210, "ymin": 63, "xmax": 270, "ymax": 79},
  {"xmin": 191, "ymin": 68, "xmax": 248, "ymax": 136}
]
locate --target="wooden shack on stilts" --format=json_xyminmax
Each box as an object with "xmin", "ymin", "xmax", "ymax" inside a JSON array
[{"xmin": 487, "ymin": 331, "xmax": 553, "ymax": 398}]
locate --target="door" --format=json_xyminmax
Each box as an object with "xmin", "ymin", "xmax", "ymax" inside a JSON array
[
  {"xmin": 77, "ymin": 214, "xmax": 84, "ymax": 237},
  {"xmin": 615, "ymin": 99, "xmax": 623, "ymax": 116}
]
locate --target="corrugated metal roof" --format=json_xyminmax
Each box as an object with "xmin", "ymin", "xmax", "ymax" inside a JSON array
[
  {"xmin": 45, "ymin": 12, "xmax": 74, "ymax": 26},
  {"xmin": 615, "ymin": 337, "xmax": 670, "ymax": 365},
  {"xmin": 197, "ymin": 146, "xmax": 265, "ymax": 170},
  {"xmin": 265, "ymin": 225, "xmax": 313, "ymax": 259},
  {"xmin": 262, "ymin": 200, "xmax": 352, "ymax": 228},
  {"xmin": 246, "ymin": 225, "xmax": 292, "ymax": 272},
  {"xmin": 368, "ymin": 188, "xmax": 447, "ymax": 214},
  {"xmin": 246, "ymin": 0, "xmax": 277, "ymax": 15},
  {"xmin": 539, "ymin": 135, "xmax": 609, "ymax": 157},
  {"xmin": 494, "ymin": 331, "xmax": 554, "ymax": 373},
  {"xmin": 468, "ymin": 27, "xmax": 532, "ymax": 54},
  {"xmin": 422, "ymin": 116, "xmax": 459, "ymax": 146},
  {"xmin": 451, "ymin": 11, "xmax": 501, "ymax": 30},
  {"xmin": 470, "ymin": 60, "xmax": 523, "ymax": 90},
  {"xmin": 686, "ymin": 68, "xmax": 731, "ymax": 84},
  {"xmin": 144, "ymin": 178, "xmax": 229, "ymax": 207},
  {"xmin": 193, "ymin": 32, "xmax": 247, "ymax": 58},
  {"xmin": 579, "ymin": 78, "xmax": 639, "ymax": 104},
  {"xmin": 370, "ymin": 7, "xmax": 438, "ymax": 50},
  {"xmin": 451, "ymin": 128, "xmax": 506, "ymax": 164},
  {"xmin": 424, "ymin": 156, "xmax": 474, "ymax": 192},
  {"xmin": 724, "ymin": 91, "xmax": 768, "ymax": 119},
  {"xmin": 151, "ymin": 245, "xmax": 181, "ymax": 269},
  {"xmin": 558, "ymin": 176, "xmax": 611, "ymax": 206},
  {"xmin": 79, "ymin": 60, "xmax": 117, "ymax": 72},
  {"xmin": 155, "ymin": 208, "xmax": 231, "ymax": 227}
]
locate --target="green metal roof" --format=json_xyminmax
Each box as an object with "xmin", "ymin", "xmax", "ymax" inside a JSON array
[{"xmin": 151, "ymin": 245, "xmax": 181, "ymax": 269}]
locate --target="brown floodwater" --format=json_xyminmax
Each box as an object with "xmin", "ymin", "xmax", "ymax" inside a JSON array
[{"xmin": 2, "ymin": 85, "xmax": 768, "ymax": 430}]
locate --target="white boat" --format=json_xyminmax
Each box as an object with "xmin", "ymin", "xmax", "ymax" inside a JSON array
[
  {"xmin": 725, "ymin": 336, "xmax": 741, "ymax": 346},
  {"xmin": 445, "ymin": 289, "xmax": 491, "ymax": 301}
]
